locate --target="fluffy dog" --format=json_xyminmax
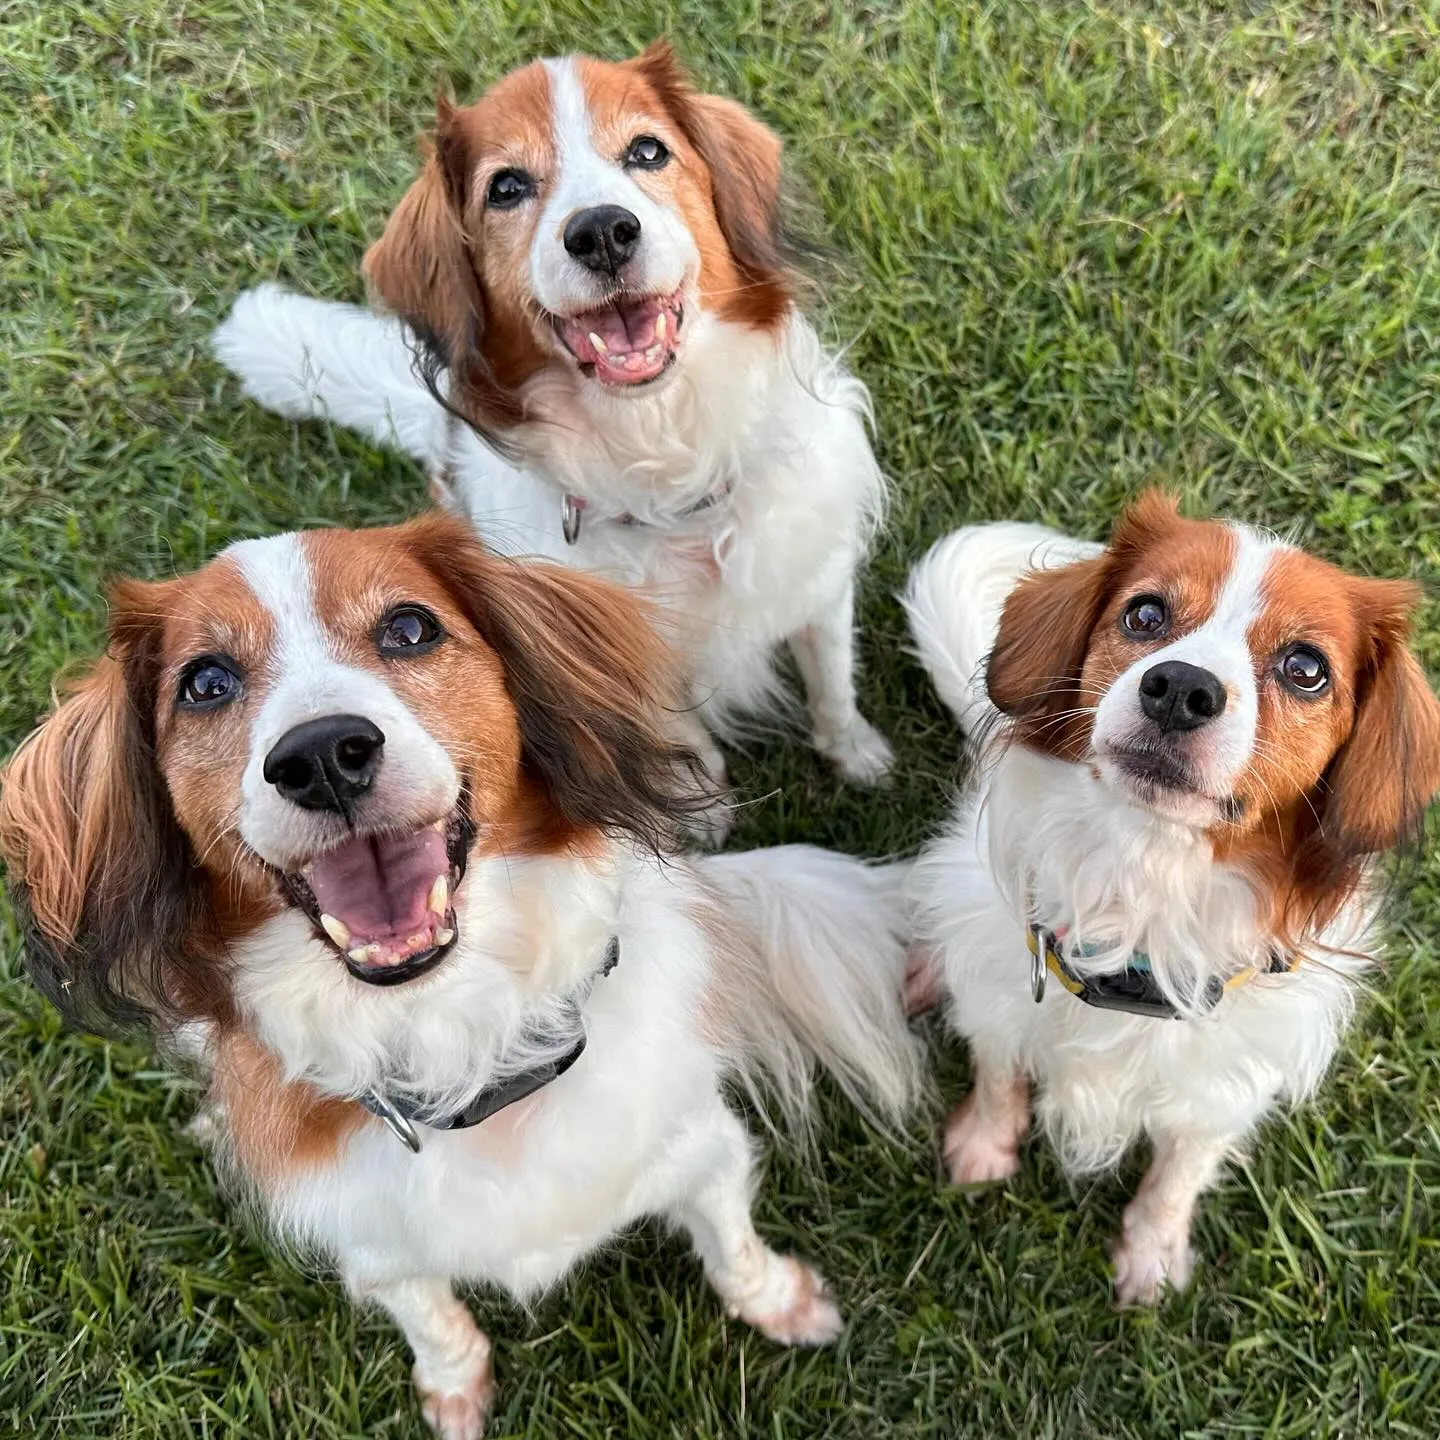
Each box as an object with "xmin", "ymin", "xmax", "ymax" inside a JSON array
[
  {"xmin": 0, "ymin": 514, "xmax": 918, "ymax": 1438},
  {"xmin": 213, "ymin": 43, "xmax": 892, "ymax": 802},
  {"xmin": 904, "ymin": 492, "xmax": 1440, "ymax": 1302}
]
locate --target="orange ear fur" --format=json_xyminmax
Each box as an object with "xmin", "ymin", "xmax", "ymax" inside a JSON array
[
  {"xmin": 0, "ymin": 589, "xmax": 220, "ymax": 1031},
  {"xmin": 408, "ymin": 515, "xmax": 706, "ymax": 849}
]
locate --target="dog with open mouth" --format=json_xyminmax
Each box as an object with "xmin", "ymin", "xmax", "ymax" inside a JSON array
[
  {"xmin": 902, "ymin": 492, "xmax": 1440, "ymax": 1303},
  {"xmin": 212, "ymin": 42, "xmax": 893, "ymax": 812},
  {"xmin": 0, "ymin": 513, "xmax": 919, "ymax": 1439}
]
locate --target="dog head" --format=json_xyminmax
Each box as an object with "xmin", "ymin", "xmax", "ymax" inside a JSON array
[
  {"xmin": 986, "ymin": 492, "xmax": 1440, "ymax": 916},
  {"xmin": 362, "ymin": 41, "xmax": 793, "ymax": 428},
  {"xmin": 0, "ymin": 514, "xmax": 697, "ymax": 1031}
]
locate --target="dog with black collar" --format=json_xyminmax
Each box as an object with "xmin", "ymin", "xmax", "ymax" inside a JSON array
[{"xmin": 0, "ymin": 513, "xmax": 920, "ymax": 1439}]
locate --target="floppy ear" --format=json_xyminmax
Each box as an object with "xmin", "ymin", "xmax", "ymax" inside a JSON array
[
  {"xmin": 986, "ymin": 554, "xmax": 1114, "ymax": 759},
  {"xmin": 1321, "ymin": 578, "xmax": 1440, "ymax": 854},
  {"xmin": 0, "ymin": 588, "xmax": 220, "ymax": 1032},
  {"xmin": 413, "ymin": 517, "xmax": 706, "ymax": 849},
  {"xmin": 635, "ymin": 40, "xmax": 793, "ymax": 327},
  {"xmin": 362, "ymin": 103, "xmax": 520, "ymax": 430}
]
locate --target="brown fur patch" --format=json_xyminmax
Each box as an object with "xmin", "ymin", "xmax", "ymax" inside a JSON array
[{"xmin": 212, "ymin": 1029, "xmax": 365, "ymax": 1183}]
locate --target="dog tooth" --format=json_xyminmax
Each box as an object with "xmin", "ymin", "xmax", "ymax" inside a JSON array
[
  {"xmin": 320, "ymin": 913, "xmax": 351, "ymax": 948},
  {"xmin": 436, "ymin": 927, "xmax": 455, "ymax": 946},
  {"xmin": 588, "ymin": 331, "xmax": 608, "ymax": 354},
  {"xmin": 655, "ymin": 311, "xmax": 667, "ymax": 342},
  {"xmin": 348, "ymin": 943, "xmax": 379, "ymax": 964},
  {"xmin": 428, "ymin": 875, "xmax": 449, "ymax": 916}
]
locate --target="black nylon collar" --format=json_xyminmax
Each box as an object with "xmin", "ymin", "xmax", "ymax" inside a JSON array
[{"xmin": 360, "ymin": 935, "xmax": 619, "ymax": 1152}]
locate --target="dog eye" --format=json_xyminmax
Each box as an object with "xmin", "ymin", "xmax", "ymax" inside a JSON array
[
  {"xmin": 1278, "ymin": 644, "xmax": 1330, "ymax": 696},
  {"xmin": 178, "ymin": 657, "xmax": 241, "ymax": 709},
  {"xmin": 486, "ymin": 169, "xmax": 535, "ymax": 209},
  {"xmin": 377, "ymin": 605, "xmax": 444, "ymax": 655},
  {"xmin": 624, "ymin": 135, "xmax": 669, "ymax": 170},
  {"xmin": 1121, "ymin": 595, "xmax": 1169, "ymax": 638}
]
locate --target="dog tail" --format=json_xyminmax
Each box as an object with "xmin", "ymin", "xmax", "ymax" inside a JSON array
[
  {"xmin": 698, "ymin": 845, "xmax": 921, "ymax": 1129},
  {"xmin": 212, "ymin": 284, "xmax": 451, "ymax": 469},
  {"xmin": 902, "ymin": 522, "xmax": 1099, "ymax": 736}
]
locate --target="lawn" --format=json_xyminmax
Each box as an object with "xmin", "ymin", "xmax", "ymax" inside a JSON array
[{"xmin": 3, "ymin": 1, "xmax": 1440, "ymax": 1435}]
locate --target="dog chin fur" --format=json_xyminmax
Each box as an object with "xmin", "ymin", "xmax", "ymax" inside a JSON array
[{"xmin": 213, "ymin": 287, "xmax": 891, "ymax": 776}]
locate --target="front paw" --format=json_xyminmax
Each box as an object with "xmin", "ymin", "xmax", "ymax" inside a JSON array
[
  {"xmin": 415, "ymin": 1337, "xmax": 495, "ymax": 1440},
  {"xmin": 732, "ymin": 1256, "xmax": 843, "ymax": 1346},
  {"xmin": 943, "ymin": 1098, "xmax": 1021, "ymax": 1186},
  {"xmin": 816, "ymin": 717, "xmax": 894, "ymax": 786},
  {"xmin": 1111, "ymin": 1209, "xmax": 1196, "ymax": 1305}
]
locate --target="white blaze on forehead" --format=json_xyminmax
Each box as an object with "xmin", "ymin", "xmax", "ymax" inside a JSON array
[
  {"xmin": 531, "ymin": 56, "xmax": 695, "ymax": 313},
  {"xmin": 226, "ymin": 532, "xmax": 334, "ymax": 677},
  {"xmin": 227, "ymin": 533, "xmax": 459, "ymax": 871}
]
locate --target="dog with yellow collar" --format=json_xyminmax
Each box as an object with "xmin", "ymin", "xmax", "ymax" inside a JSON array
[{"xmin": 903, "ymin": 493, "xmax": 1440, "ymax": 1303}]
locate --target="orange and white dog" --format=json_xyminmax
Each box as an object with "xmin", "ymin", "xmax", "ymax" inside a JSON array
[
  {"xmin": 904, "ymin": 493, "xmax": 1440, "ymax": 1302},
  {"xmin": 213, "ymin": 44, "xmax": 892, "ymax": 802},
  {"xmin": 0, "ymin": 515, "xmax": 918, "ymax": 1439}
]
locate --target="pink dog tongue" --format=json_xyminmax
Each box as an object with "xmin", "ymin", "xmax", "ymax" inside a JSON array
[
  {"xmin": 586, "ymin": 297, "xmax": 661, "ymax": 352},
  {"xmin": 557, "ymin": 294, "xmax": 679, "ymax": 383},
  {"xmin": 308, "ymin": 828, "xmax": 447, "ymax": 946}
]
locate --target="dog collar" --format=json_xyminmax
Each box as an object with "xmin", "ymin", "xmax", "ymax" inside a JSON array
[
  {"xmin": 1026, "ymin": 921, "xmax": 1296, "ymax": 1021},
  {"xmin": 561, "ymin": 481, "xmax": 734, "ymax": 544},
  {"xmin": 360, "ymin": 934, "xmax": 620, "ymax": 1152}
]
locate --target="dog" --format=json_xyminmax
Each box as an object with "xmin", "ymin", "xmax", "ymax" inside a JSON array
[
  {"xmin": 0, "ymin": 513, "xmax": 919, "ymax": 1439},
  {"xmin": 902, "ymin": 491, "xmax": 1440, "ymax": 1303},
  {"xmin": 212, "ymin": 42, "xmax": 893, "ymax": 808}
]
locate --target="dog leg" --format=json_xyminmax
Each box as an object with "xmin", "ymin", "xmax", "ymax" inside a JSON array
[
  {"xmin": 788, "ymin": 582, "xmax": 893, "ymax": 785},
  {"xmin": 1112, "ymin": 1131, "xmax": 1230, "ymax": 1305},
  {"xmin": 364, "ymin": 1277, "xmax": 495, "ymax": 1440},
  {"xmin": 671, "ymin": 706, "xmax": 734, "ymax": 847},
  {"xmin": 943, "ymin": 1061, "xmax": 1030, "ymax": 1185},
  {"xmin": 671, "ymin": 1109, "xmax": 842, "ymax": 1346}
]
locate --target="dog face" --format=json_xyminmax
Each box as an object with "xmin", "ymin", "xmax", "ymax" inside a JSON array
[
  {"xmin": 987, "ymin": 492, "xmax": 1440, "ymax": 868},
  {"xmin": 362, "ymin": 42, "xmax": 792, "ymax": 425},
  {"xmin": 0, "ymin": 515, "xmax": 694, "ymax": 1027}
]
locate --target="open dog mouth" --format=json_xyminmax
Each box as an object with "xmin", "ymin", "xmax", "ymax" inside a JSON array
[
  {"xmin": 551, "ymin": 290, "xmax": 684, "ymax": 387},
  {"xmin": 283, "ymin": 808, "xmax": 471, "ymax": 986}
]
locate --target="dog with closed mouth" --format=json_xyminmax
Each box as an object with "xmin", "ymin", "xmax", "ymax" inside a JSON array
[
  {"xmin": 0, "ymin": 513, "xmax": 919, "ymax": 1439},
  {"xmin": 904, "ymin": 492, "xmax": 1440, "ymax": 1303},
  {"xmin": 213, "ymin": 42, "xmax": 893, "ymax": 811}
]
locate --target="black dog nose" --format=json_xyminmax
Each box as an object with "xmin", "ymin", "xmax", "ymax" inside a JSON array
[
  {"xmin": 1139, "ymin": 661, "xmax": 1227, "ymax": 734},
  {"xmin": 263, "ymin": 715, "xmax": 384, "ymax": 815},
  {"xmin": 563, "ymin": 204, "xmax": 641, "ymax": 277}
]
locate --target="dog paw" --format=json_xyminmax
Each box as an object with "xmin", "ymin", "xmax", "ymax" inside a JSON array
[
  {"xmin": 943, "ymin": 1099, "xmax": 1020, "ymax": 1186},
  {"xmin": 1112, "ymin": 1211, "xmax": 1195, "ymax": 1305},
  {"xmin": 732, "ymin": 1256, "xmax": 843, "ymax": 1346},
  {"xmin": 415, "ymin": 1336, "xmax": 494, "ymax": 1440},
  {"xmin": 817, "ymin": 718, "xmax": 894, "ymax": 786}
]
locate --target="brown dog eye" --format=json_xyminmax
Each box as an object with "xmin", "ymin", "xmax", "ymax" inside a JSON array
[
  {"xmin": 1121, "ymin": 595, "xmax": 1169, "ymax": 638},
  {"xmin": 486, "ymin": 169, "xmax": 535, "ymax": 209},
  {"xmin": 625, "ymin": 135, "xmax": 669, "ymax": 170},
  {"xmin": 178, "ymin": 656, "xmax": 242, "ymax": 709},
  {"xmin": 1279, "ymin": 644, "xmax": 1329, "ymax": 696},
  {"xmin": 377, "ymin": 606, "xmax": 443, "ymax": 655}
]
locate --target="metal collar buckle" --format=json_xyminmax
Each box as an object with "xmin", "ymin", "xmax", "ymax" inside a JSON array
[
  {"xmin": 359, "ymin": 1087, "xmax": 422, "ymax": 1153},
  {"xmin": 1027, "ymin": 921, "xmax": 1054, "ymax": 1003},
  {"xmin": 561, "ymin": 493, "xmax": 585, "ymax": 545}
]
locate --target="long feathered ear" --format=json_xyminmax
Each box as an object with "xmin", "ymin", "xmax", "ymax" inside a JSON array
[
  {"xmin": 0, "ymin": 587, "xmax": 220, "ymax": 1032},
  {"xmin": 410, "ymin": 516, "xmax": 707, "ymax": 849},
  {"xmin": 986, "ymin": 554, "xmax": 1114, "ymax": 759},
  {"xmin": 362, "ymin": 102, "xmax": 521, "ymax": 431},
  {"xmin": 634, "ymin": 40, "xmax": 794, "ymax": 328},
  {"xmin": 1320, "ymin": 578, "xmax": 1440, "ymax": 855}
]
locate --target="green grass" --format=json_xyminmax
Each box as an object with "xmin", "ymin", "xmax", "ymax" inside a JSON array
[{"xmin": 3, "ymin": 1, "xmax": 1440, "ymax": 1435}]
